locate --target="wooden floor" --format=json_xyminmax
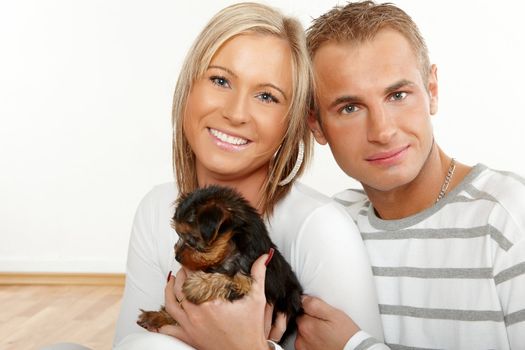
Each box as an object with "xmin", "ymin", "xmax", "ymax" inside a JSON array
[{"xmin": 0, "ymin": 285, "xmax": 123, "ymax": 350}]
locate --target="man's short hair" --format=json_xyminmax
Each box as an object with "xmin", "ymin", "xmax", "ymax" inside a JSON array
[{"xmin": 307, "ymin": 1, "xmax": 430, "ymax": 81}]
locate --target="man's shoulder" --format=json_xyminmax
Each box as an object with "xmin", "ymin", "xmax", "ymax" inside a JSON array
[
  {"xmin": 469, "ymin": 164, "xmax": 525, "ymax": 206},
  {"xmin": 332, "ymin": 188, "xmax": 370, "ymax": 220},
  {"xmin": 333, "ymin": 188, "xmax": 368, "ymax": 203},
  {"xmin": 467, "ymin": 165, "xmax": 525, "ymax": 239}
]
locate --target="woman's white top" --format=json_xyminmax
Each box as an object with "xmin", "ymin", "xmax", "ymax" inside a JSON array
[{"xmin": 114, "ymin": 182, "xmax": 383, "ymax": 349}]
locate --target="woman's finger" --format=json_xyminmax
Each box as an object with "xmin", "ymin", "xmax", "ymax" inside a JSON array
[
  {"xmin": 268, "ymin": 311, "xmax": 287, "ymax": 343},
  {"xmin": 250, "ymin": 250, "xmax": 273, "ymax": 301},
  {"xmin": 264, "ymin": 303, "xmax": 274, "ymax": 338},
  {"xmin": 164, "ymin": 269, "xmax": 189, "ymax": 325}
]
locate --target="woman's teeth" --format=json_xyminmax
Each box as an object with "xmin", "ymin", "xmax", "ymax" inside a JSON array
[{"xmin": 209, "ymin": 128, "xmax": 248, "ymax": 145}]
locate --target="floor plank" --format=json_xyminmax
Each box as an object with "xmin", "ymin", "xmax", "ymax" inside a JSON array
[{"xmin": 0, "ymin": 285, "xmax": 123, "ymax": 350}]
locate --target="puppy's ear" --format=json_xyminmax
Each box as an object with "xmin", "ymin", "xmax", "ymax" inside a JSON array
[{"xmin": 198, "ymin": 206, "xmax": 225, "ymax": 243}]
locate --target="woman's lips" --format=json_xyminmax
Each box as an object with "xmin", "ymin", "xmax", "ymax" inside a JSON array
[
  {"xmin": 208, "ymin": 127, "xmax": 249, "ymax": 145},
  {"xmin": 207, "ymin": 127, "xmax": 251, "ymax": 151}
]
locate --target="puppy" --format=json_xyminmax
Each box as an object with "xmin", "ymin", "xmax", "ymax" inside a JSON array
[{"xmin": 137, "ymin": 185, "xmax": 303, "ymax": 344}]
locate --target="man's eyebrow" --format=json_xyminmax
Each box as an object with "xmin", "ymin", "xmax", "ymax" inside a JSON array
[
  {"xmin": 385, "ymin": 79, "xmax": 415, "ymax": 94},
  {"xmin": 329, "ymin": 95, "xmax": 364, "ymax": 109},
  {"xmin": 207, "ymin": 65, "xmax": 237, "ymax": 78}
]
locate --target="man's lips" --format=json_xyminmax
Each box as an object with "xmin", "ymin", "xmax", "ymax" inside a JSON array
[{"xmin": 366, "ymin": 145, "xmax": 409, "ymax": 161}]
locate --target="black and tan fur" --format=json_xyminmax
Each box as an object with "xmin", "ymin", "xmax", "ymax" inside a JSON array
[{"xmin": 137, "ymin": 185, "xmax": 303, "ymax": 344}]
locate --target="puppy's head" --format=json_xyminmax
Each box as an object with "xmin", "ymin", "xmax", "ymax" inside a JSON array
[{"xmin": 172, "ymin": 186, "xmax": 237, "ymax": 271}]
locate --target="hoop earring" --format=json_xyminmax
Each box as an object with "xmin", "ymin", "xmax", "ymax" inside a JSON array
[{"xmin": 278, "ymin": 140, "xmax": 304, "ymax": 186}]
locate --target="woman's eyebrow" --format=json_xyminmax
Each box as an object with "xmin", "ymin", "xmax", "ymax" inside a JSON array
[
  {"xmin": 256, "ymin": 83, "xmax": 288, "ymax": 101},
  {"xmin": 208, "ymin": 65, "xmax": 237, "ymax": 78}
]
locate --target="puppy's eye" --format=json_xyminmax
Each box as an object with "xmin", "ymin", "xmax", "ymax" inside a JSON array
[{"xmin": 218, "ymin": 218, "xmax": 233, "ymax": 234}]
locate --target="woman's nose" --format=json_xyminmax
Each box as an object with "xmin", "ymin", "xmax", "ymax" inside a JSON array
[{"xmin": 222, "ymin": 93, "xmax": 250, "ymax": 124}]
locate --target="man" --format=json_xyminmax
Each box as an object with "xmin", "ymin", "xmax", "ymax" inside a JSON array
[{"xmin": 296, "ymin": 1, "xmax": 525, "ymax": 349}]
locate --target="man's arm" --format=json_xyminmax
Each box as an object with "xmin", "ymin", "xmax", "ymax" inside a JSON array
[
  {"xmin": 296, "ymin": 296, "xmax": 390, "ymax": 350},
  {"xmin": 494, "ymin": 238, "xmax": 525, "ymax": 348}
]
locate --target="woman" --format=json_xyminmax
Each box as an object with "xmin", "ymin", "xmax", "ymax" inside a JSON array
[{"xmin": 114, "ymin": 3, "xmax": 383, "ymax": 350}]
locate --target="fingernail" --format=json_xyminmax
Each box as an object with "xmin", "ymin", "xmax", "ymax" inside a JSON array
[
  {"xmin": 166, "ymin": 270, "xmax": 172, "ymax": 282},
  {"xmin": 265, "ymin": 248, "xmax": 275, "ymax": 266}
]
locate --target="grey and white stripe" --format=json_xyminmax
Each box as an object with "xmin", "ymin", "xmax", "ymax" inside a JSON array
[
  {"xmin": 505, "ymin": 309, "xmax": 525, "ymax": 326},
  {"xmin": 360, "ymin": 225, "xmax": 512, "ymax": 251},
  {"xmin": 386, "ymin": 344, "xmax": 443, "ymax": 350},
  {"xmin": 494, "ymin": 169, "xmax": 525, "ymax": 187},
  {"xmin": 372, "ymin": 266, "xmax": 493, "ymax": 279},
  {"xmin": 379, "ymin": 304, "xmax": 504, "ymax": 322},
  {"xmin": 355, "ymin": 337, "xmax": 382, "ymax": 350},
  {"xmin": 494, "ymin": 262, "xmax": 525, "ymax": 285}
]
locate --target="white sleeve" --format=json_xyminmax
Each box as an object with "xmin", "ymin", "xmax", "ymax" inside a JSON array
[
  {"xmin": 291, "ymin": 202, "xmax": 384, "ymax": 341},
  {"xmin": 268, "ymin": 340, "xmax": 283, "ymax": 350},
  {"xmin": 114, "ymin": 332, "xmax": 195, "ymax": 350},
  {"xmin": 494, "ymin": 239, "xmax": 525, "ymax": 349},
  {"xmin": 113, "ymin": 188, "xmax": 170, "ymax": 346},
  {"xmin": 343, "ymin": 331, "xmax": 390, "ymax": 350}
]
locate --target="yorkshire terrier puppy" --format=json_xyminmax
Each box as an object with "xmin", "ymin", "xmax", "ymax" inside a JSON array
[{"xmin": 137, "ymin": 185, "xmax": 303, "ymax": 344}]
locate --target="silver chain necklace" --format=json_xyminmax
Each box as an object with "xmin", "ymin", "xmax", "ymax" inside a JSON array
[{"xmin": 435, "ymin": 158, "xmax": 456, "ymax": 203}]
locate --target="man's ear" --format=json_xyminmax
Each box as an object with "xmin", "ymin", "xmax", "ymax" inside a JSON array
[
  {"xmin": 307, "ymin": 111, "xmax": 328, "ymax": 145},
  {"xmin": 428, "ymin": 64, "xmax": 439, "ymax": 115}
]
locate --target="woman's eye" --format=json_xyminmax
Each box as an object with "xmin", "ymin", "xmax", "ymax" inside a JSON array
[
  {"xmin": 257, "ymin": 92, "xmax": 279, "ymax": 104},
  {"xmin": 390, "ymin": 91, "xmax": 407, "ymax": 101},
  {"xmin": 210, "ymin": 76, "xmax": 230, "ymax": 88},
  {"xmin": 341, "ymin": 104, "xmax": 359, "ymax": 114}
]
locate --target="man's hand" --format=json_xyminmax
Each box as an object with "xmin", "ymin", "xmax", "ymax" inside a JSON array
[{"xmin": 295, "ymin": 295, "xmax": 360, "ymax": 350}]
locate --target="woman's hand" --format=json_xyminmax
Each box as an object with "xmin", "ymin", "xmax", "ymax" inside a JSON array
[
  {"xmin": 159, "ymin": 253, "xmax": 284, "ymax": 350},
  {"xmin": 295, "ymin": 295, "xmax": 360, "ymax": 350}
]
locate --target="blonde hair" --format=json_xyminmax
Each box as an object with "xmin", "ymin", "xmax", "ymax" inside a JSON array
[
  {"xmin": 172, "ymin": 2, "xmax": 313, "ymax": 215},
  {"xmin": 307, "ymin": 1, "xmax": 430, "ymax": 81}
]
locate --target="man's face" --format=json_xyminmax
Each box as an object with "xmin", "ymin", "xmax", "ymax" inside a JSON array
[{"xmin": 310, "ymin": 28, "xmax": 438, "ymax": 193}]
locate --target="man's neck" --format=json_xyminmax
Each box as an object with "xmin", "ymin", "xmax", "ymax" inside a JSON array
[{"xmin": 363, "ymin": 146, "xmax": 470, "ymax": 220}]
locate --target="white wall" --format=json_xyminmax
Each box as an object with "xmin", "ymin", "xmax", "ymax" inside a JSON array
[{"xmin": 1, "ymin": 1, "xmax": 524, "ymax": 273}]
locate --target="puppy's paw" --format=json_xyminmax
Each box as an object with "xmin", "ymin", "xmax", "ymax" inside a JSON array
[{"xmin": 136, "ymin": 307, "xmax": 176, "ymax": 332}]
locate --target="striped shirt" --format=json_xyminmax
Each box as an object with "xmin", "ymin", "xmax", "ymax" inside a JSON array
[{"xmin": 335, "ymin": 164, "xmax": 525, "ymax": 350}]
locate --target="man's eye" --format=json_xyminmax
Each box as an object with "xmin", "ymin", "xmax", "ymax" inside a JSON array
[
  {"xmin": 341, "ymin": 104, "xmax": 359, "ymax": 114},
  {"xmin": 210, "ymin": 76, "xmax": 230, "ymax": 88},
  {"xmin": 390, "ymin": 91, "xmax": 407, "ymax": 101}
]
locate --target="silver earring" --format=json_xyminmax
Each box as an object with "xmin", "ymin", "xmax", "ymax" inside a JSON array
[{"xmin": 278, "ymin": 140, "xmax": 305, "ymax": 186}]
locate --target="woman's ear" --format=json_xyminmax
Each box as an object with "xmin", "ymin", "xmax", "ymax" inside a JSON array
[
  {"xmin": 428, "ymin": 64, "xmax": 439, "ymax": 115},
  {"xmin": 307, "ymin": 111, "xmax": 328, "ymax": 145}
]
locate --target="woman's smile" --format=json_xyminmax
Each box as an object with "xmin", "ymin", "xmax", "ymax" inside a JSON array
[{"xmin": 207, "ymin": 127, "xmax": 250, "ymax": 150}]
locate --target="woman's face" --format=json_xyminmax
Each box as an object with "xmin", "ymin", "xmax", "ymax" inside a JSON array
[{"xmin": 183, "ymin": 33, "xmax": 293, "ymax": 184}]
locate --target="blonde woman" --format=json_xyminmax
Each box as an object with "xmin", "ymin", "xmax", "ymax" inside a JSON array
[{"xmin": 113, "ymin": 3, "xmax": 383, "ymax": 350}]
